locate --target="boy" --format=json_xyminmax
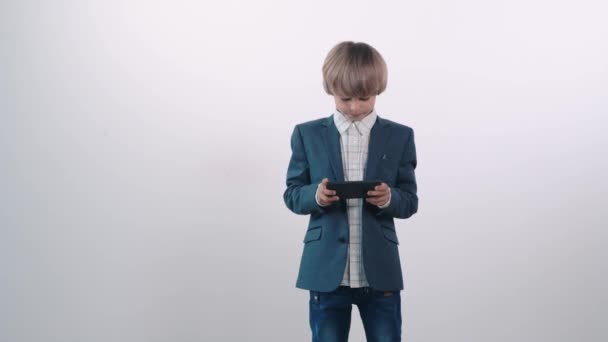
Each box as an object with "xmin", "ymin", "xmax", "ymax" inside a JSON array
[{"xmin": 283, "ymin": 41, "xmax": 418, "ymax": 342}]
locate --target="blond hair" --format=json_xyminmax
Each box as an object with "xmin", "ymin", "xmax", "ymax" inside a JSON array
[{"xmin": 322, "ymin": 41, "xmax": 388, "ymax": 97}]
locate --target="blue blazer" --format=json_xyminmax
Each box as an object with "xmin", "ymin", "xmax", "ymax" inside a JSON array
[{"xmin": 284, "ymin": 115, "xmax": 418, "ymax": 292}]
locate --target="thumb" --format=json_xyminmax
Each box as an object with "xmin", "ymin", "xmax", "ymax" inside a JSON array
[{"xmin": 321, "ymin": 178, "xmax": 329, "ymax": 185}]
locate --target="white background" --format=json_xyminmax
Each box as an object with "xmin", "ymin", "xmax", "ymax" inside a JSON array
[{"xmin": 1, "ymin": 0, "xmax": 607, "ymax": 341}]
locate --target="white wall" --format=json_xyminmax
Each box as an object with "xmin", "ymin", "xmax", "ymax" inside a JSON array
[{"xmin": 1, "ymin": 0, "xmax": 607, "ymax": 341}]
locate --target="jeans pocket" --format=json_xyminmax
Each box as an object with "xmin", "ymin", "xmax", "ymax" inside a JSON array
[{"xmin": 373, "ymin": 289, "xmax": 400, "ymax": 298}]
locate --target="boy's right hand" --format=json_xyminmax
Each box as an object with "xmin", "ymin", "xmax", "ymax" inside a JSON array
[{"xmin": 316, "ymin": 178, "xmax": 340, "ymax": 207}]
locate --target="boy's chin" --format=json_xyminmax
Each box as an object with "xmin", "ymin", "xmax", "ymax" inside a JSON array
[{"xmin": 347, "ymin": 113, "xmax": 367, "ymax": 120}]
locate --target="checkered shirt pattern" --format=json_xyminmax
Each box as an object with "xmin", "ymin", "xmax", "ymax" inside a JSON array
[{"xmin": 333, "ymin": 109, "xmax": 378, "ymax": 288}]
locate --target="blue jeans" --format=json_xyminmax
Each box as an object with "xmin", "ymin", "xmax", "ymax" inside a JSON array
[{"xmin": 309, "ymin": 286, "xmax": 402, "ymax": 342}]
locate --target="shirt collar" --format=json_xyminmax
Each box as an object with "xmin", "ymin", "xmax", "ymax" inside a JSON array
[{"xmin": 333, "ymin": 109, "xmax": 378, "ymax": 136}]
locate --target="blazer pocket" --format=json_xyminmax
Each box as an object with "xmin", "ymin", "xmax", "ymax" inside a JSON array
[
  {"xmin": 303, "ymin": 226, "xmax": 322, "ymax": 243},
  {"xmin": 382, "ymin": 226, "xmax": 399, "ymax": 245}
]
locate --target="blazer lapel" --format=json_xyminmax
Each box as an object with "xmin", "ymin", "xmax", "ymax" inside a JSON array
[
  {"xmin": 323, "ymin": 116, "xmax": 345, "ymax": 182},
  {"xmin": 365, "ymin": 117, "xmax": 391, "ymax": 181}
]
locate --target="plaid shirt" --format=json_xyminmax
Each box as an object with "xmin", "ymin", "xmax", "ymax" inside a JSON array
[{"xmin": 333, "ymin": 109, "xmax": 378, "ymax": 288}]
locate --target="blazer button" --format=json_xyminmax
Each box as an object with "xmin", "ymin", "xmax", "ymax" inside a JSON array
[{"xmin": 338, "ymin": 237, "xmax": 347, "ymax": 243}]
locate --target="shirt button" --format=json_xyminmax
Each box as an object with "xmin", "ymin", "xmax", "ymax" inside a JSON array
[{"xmin": 338, "ymin": 237, "xmax": 347, "ymax": 243}]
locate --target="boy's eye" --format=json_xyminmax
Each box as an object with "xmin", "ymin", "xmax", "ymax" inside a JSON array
[
  {"xmin": 359, "ymin": 97, "xmax": 370, "ymax": 101},
  {"xmin": 341, "ymin": 97, "xmax": 352, "ymax": 102}
]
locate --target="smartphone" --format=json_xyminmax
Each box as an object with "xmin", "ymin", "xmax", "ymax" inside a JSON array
[{"xmin": 326, "ymin": 181, "xmax": 382, "ymax": 199}]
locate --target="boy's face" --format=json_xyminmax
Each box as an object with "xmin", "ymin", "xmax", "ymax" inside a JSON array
[{"xmin": 333, "ymin": 95, "xmax": 377, "ymax": 121}]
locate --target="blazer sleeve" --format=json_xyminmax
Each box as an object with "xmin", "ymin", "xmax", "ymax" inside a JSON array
[
  {"xmin": 283, "ymin": 125, "xmax": 324, "ymax": 215},
  {"xmin": 377, "ymin": 127, "xmax": 419, "ymax": 219}
]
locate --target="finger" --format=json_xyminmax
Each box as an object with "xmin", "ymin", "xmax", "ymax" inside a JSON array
[
  {"xmin": 367, "ymin": 190, "xmax": 384, "ymax": 197},
  {"xmin": 323, "ymin": 188, "xmax": 337, "ymax": 196},
  {"xmin": 318, "ymin": 178, "xmax": 328, "ymax": 190},
  {"xmin": 321, "ymin": 191, "xmax": 339, "ymax": 200},
  {"xmin": 321, "ymin": 194, "xmax": 339, "ymax": 204},
  {"xmin": 375, "ymin": 183, "xmax": 389, "ymax": 191},
  {"xmin": 366, "ymin": 196, "xmax": 386, "ymax": 205},
  {"xmin": 370, "ymin": 186, "xmax": 390, "ymax": 195}
]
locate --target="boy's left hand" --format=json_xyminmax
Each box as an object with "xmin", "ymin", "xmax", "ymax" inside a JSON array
[{"xmin": 366, "ymin": 183, "xmax": 391, "ymax": 207}]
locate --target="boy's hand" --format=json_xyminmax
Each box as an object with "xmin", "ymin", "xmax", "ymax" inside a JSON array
[
  {"xmin": 366, "ymin": 183, "xmax": 391, "ymax": 207},
  {"xmin": 316, "ymin": 178, "xmax": 340, "ymax": 207}
]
